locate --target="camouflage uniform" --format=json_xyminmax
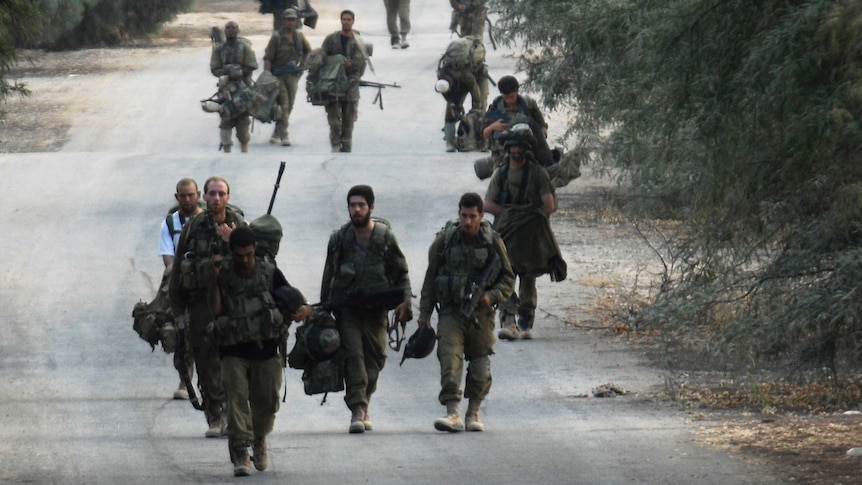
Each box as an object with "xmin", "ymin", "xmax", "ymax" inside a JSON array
[
  {"xmin": 450, "ymin": 0, "xmax": 487, "ymax": 38},
  {"xmin": 482, "ymin": 93, "xmax": 553, "ymax": 168},
  {"xmin": 321, "ymin": 31, "xmax": 367, "ymax": 152},
  {"xmin": 418, "ymin": 220, "xmax": 514, "ymax": 405},
  {"xmin": 383, "ymin": 0, "xmax": 411, "ymax": 47},
  {"xmin": 215, "ymin": 256, "xmax": 302, "ymax": 472},
  {"xmin": 210, "ymin": 39, "xmax": 259, "ymax": 152},
  {"xmin": 264, "ymin": 28, "xmax": 312, "ymax": 143},
  {"xmin": 169, "ymin": 208, "xmax": 246, "ymax": 433},
  {"xmin": 320, "ymin": 222, "xmax": 411, "ymax": 412}
]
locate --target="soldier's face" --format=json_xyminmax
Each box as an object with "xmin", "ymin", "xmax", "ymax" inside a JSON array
[
  {"xmin": 175, "ymin": 184, "xmax": 200, "ymax": 214},
  {"xmin": 232, "ymin": 245, "xmax": 255, "ymax": 272},
  {"xmin": 348, "ymin": 195, "xmax": 372, "ymax": 228},
  {"xmin": 225, "ymin": 22, "xmax": 239, "ymax": 40},
  {"xmin": 501, "ymin": 91, "xmax": 518, "ymax": 107},
  {"xmin": 459, "ymin": 206, "xmax": 483, "ymax": 238},
  {"xmin": 341, "ymin": 14, "xmax": 354, "ymax": 32},
  {"xmin": 204, "ymin": 181, "xmax": 230, "ymax": 214},
  {"xmin": 283, "ymin": 17, "xmax": 297, "ymax": 31}
]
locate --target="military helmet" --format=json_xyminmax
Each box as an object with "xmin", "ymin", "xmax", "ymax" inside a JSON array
[
  {"xmin": 502, "ymin": 122, "xmax": 536, "ymax": 150},
  {"xmin": 282, "ymin": 8, "xmax": 298, "ymax": 19},
  {"xmin": 399, "ymin": 324, "xmax": 437, "ymax": 366},
  {"xmin": 272, "ymin": 286, "xmax": 305, "ymax": 315},
  {"xmin": 305, "ymin": 325, "xmax": 340, "ymax": 361}
]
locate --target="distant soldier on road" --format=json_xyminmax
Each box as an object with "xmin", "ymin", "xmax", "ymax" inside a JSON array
[
  {"xmin": 264, "ymin": 8, "xmax": 312, "ymax": 147},
  {"xmin": 417, "ymin": 192, "xmax": 514, "ymax": 432},
  {"xmin": 320, "ymin": 185, "xmax": 412, "ymax": 433},
  {"xmin": 384, "ymin": 0, "xmax": 411, "ymax": 49},
  {"xmin": 450, "ymin": 0, "xmax": 487, "ymax": 38},
  {"xmin": 169, "ymin": 176, "xmax": 245, "ymax": 438},
  {"xmin": 210, "ymin": 21, "xmax": 258, "ymax": 153}
]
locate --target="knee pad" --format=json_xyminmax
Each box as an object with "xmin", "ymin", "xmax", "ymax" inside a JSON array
[{"xmin": 467, "ymin": 355, "xmax": 491, "ymax": 382}]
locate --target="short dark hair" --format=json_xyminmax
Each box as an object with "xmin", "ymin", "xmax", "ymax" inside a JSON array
[
  {"xmin": 340, "ymin": 9, "xmax": 355, "ymax": 20},
  {"xmin": 204, "ymin": 176, "xmax": 230, "ymax": 194},
  {"xmin": 458, "ymin": 192, "xmax": 484, "ymax": 213},
  {"xmin": 176, "ymin": 177, "xmax": 198, "ymax": 192},
  {"xmin": 347, "ymin": 184, "xmax": 375, "ymax": 206},
  {"xmin": 498, "ymin": 75, "xmax": 519, "ymax": 95},
  {"xmin": 229, "ymin": 226, "xmax": 256, "ymax": 250}
]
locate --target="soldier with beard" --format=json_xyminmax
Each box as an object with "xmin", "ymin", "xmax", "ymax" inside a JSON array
[{"xmin": 320, "ymin": 185, "xmax": 412, "ymax": 433}]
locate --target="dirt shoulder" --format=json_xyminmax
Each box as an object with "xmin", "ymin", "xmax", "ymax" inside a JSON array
[{"xmin": 3, "ymin": 3, "xmax": 859, "ymax": 483}]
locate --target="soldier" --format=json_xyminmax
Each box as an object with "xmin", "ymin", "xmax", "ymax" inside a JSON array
[
  {"xmin": 210, "ymin": 21, "xmax": 258, "ymax": 153},
  {"xmin": 264, "ymin": 8, "xmax": 312, "ymax": 147},
  {"xmin": 417, "ymin": 192, "xmax": 514, "ymax": 432},
  {"xmin": 211, "ymin": 226, "xmax": 311, "ymax": 476},
  {"xmin": 450, "ymin": 0, "xmax": 487, "ymax": 38},
  {"xmin": 436, "ymin": 36, "xmax": 488, "ymax": 152},
  {"xmin": 158, "ymin": 178, "xmax": 203, "ymax": 400},
  {"xmin": 384, "ymin": 0, "xmax": 411, "ymax": 49},
  {"xmin": 321, "ymin": 10, "xmax": 368, "ymax": 153},
  {"xmin": 320, "ymin": 185, "xmax": 412, "ymax": 433},
  {"xmin": 483, "ymin": 126, "xmax": 559, "ymax": 340},
  {"xmin": 169, "ymin": 176, "xmax": 245, "ymax": 437}
]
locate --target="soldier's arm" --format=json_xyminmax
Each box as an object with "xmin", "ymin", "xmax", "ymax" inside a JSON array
[
  {"xmin": 320, "ymin": 234, "xmax": 337, "ymax": 304},
  {"xmin": 210, "ymin": 48, "xmax": 224, "ymax": 77},
  {"xmin": 168, "ymin": 220, "xmax": 193, "ymax": 317},
  {"xmin": 418, "ymin": 233, "xmax": 445, "ymax": 324},
  {"xmin": 264, "ymin": 34, "xmax": 278, "ymax": 70},
  {"xmin": 483, "ymin": 171, "xmax": 504, "ymax": 217},
  {"xmin": 538, "ymin": 168, "xmax": 556, "ymax": 215},
  {"xmin": 487, "ymin": 235, "xmax": 515, "ymax": 304},
  {"xmin": 242, "ymin": 43, "xmax": 259, "ymax": 76},
  {"xmin": 301, "ymin": 34, "xmax": 312, "ymax": 65}
]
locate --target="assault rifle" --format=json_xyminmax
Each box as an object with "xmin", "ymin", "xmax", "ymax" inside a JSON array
[
  {"xmin": 359, "ymin": 80, "xmax": 401, "ymax": 110},
  {"xmin": 459, "ymin": 252, "xmax": 500, "ymax": 328},
  {"xmin": 271, "ymin": 62, "xmax": 308, "ymax": 76},
  {"xmin": 175, "ymin": 316, "xmax": 205, "ymax": 411}
]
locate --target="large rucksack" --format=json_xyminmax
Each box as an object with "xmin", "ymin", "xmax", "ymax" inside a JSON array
[
  {"xmin": 438, "ymin": 36, "xmax": 485, "ymax": 72},
  {"xmin": 306, "ymin": 51, "xmax": 350, "ymax": 105},
  {"xmin": 456, "ymin": 108, "xmax": 487, "ymax": 152},
  {"xmin": 247, "ymin": 70, "xmax": 283, "ymax": 123},
  {"xmin": 132, "ymin": 266, "xmax": 175, "ymax": 353}
]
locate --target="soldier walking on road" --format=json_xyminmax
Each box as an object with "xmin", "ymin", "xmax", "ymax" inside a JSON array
[
  {"xmin": 321, "ymin": 10, "xmax": 368, "ymax": 153},
  {"xmin": 320, "ymin": 185, "xmax": 412, "ymax": 433},
  {"xmin": 384, "ymin": 0, "xmax": 411, "ymax": 49},
  {"xmin": 210, "ymin": 21, "xmax": 258, "ymax": 153},
  {"xmin": 417, "ymin": 192, "xmax": 514, "ymax": 432},
  {"xmin": 450, "ymin": 0, "xmax": 487, "ymax": 38},
  {"xmin": 484, "ymin": 127, "xmax": 563, "ymax": 340},
  {"xmin": 264, "ymin": 8, "xmax": 312, "ymax": 147},
  {"xmin": 158, "ymin": 178, "xmax": 203, "ymax": 400},
  {"xmin": 211, "ymin": 227, "xmax": 311, "ymax": 477},
  {"xmin": 169, "ymin": 176, "xmax": 245, "ymax": 438}
]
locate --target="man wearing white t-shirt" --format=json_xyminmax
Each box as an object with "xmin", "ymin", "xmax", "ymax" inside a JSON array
[{"xmin": 159, "ymin": 178, "xmax": 203, "ymax": 399}]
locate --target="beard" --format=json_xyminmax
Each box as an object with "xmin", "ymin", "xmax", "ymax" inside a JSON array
[
  {"xmin": 351, "ymin": 212, "xmax": 371, "ymax": 228},
  {"xmin": 510, "ymin": 152, "xmax": 526, "ymax": 162}
]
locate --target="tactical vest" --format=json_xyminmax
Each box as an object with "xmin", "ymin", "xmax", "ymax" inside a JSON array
[
  {"xmin": 214, "ymin": 258, "xmax": 284, "ymax": 346},
  {"xmin": 327, "ymin": 219, "xmax": 393, "ymax": 300},
  {"xmin": 434, "ymin": 219, "xmax": 498, "ymax": 305},
  {"xmin": 178, "ymin": 209, "xmax": 243, "ymax": 292}
]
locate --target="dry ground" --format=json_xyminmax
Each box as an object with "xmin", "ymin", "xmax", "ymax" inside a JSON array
[{"xmin": 4, "ymin": 2, "xmax": 861, "ymax": 483}]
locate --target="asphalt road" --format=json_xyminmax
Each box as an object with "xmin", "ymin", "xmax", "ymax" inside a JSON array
[{"xmin": 0, "ymin": 1, "xmax": 782, "ymax": 483}]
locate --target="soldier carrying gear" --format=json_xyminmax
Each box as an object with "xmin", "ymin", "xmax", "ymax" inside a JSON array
[
  {"xmin": 209, "ymin": 21, "xmax": 258, "ymax": 153},
  {"xmin": 399, "ymin": 324, "xmax": 437, "ymax": 365},
  {"xmin": 417, "ymin": 193, "xmax": 515, "ymax": 433},
  {"xmin": 437, "ymin": 36, "xmax": 490, "ymax": 153}
]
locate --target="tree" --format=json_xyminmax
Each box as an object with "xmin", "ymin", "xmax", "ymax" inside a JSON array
[
  {"xmin": 493, "ymin": 0, "xmax": 862, "ymax": 378},
  {"xmin": 0, "ymin": 0, "xmax": 40, "ymax": 102}
]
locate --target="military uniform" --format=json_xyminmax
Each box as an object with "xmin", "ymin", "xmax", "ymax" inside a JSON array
[
  {"xmin": 320, "ymin": 221, "xmax": 411, "ymax": 419},
  {"xmin": 210, "ymin": 39, "xmax": 259, "ymax": 152},
  {"xmin": 321, "ymin": 31, "xmax": 367, "ymax": 152},
  {"xmin": 264, "ymin": 27, "xmax": 312, "ymax": 144},
  {"xmin": 214, "ymin": 256, "xmax": 302, "ymax": 475},
  {"xmin": 384, "ymin": 0, "xmax": 411, "ymax": 48},
  {"xmin": 169, "ymin": 208, "xmax": 245, "ymax": 435},
  {"xmin": 450, "ymin": 0, "xmax": 487, "ymax": 38},
  {"xmin": 419, "ymin": 219, "xmax": 514, "ymax": 429},
  {"xmin": 438, "ymin": 37, "xmax": 489, "ymax": 151},
  {"xmin": 484, "ymin": 155, "xmax": 555, "ymax": 331}
]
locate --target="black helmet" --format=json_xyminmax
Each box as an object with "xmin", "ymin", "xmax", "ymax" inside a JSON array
[
  {"xmin": 400, "ymin": 325, "xmax": 437, "ymax": 366},
  {"xmin": 305, "ymin": 325, "xmax": 341, "ymax": 361},
  {"xmin": 502, "ymin": 122, "xmax": 536, "ymax": 150},
  {"xmin": 272, "ymin": 286, "xmax": 305, "ymax": 315}
]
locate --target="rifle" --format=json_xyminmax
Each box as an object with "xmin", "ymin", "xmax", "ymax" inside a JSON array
[
  {"xmin": 388, "ymin": 312, "xmax": 406, "ymax": 352},
  {"xmin": 174, "ymin": 317, "xmax": 205, "ymax": 411},
  {"xmin": 267, "ymin": 161, "xmax": 286, "ymax": 215},
  {"xmin": 459, "ymin": 252, "xmax": 500, "ymax": 328},
  {"xmin": 359, "ymin": 80, "xmax": 401, "ymax": 110}
]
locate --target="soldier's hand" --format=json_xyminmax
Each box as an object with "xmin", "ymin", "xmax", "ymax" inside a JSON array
[
  {"xmin": 291, "ymin": 304, "xmax": 313, "ymax": 322},
  {"xmin": 491, "ymin": 120, "xmax": 509, "ymax": 132},
  {"xmin": 211, "ymin": 254, "xmax": 224, "ymax": 274},
  {"xmin": 217, "ymin": 222, "xmax": 236, "ymax": 242},
  {"xmin": 479, "ymin": 293, "xmax": 492, "ymax": 308},
  {"xmin": 457, "ymin": 4, "xmax": 467, "ymax": 13},
  {"xmin": 395, "ymin": 301, "xmax": 412, "ymax": 323},
  {"xmin": 343, "ymin": 58, "xmax": 353, "ymax": 69}
]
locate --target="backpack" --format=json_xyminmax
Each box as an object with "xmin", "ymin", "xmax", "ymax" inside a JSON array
[
  {"xmin": 132, "ymin": 267, "xmax": 175, "ymax": 353},
  {"xmin": 247, "ymin": 70, "xmax": 283, "ymax": 123},
  {"xmin": 456, "ymin": 108, "xmax": 487, "ymax": 152},
  {"xmin": 306, "ymin": 52, "xmax": 350, "ymax": 105},
  {"xmin": 439, "ymin": 36, "xmax": 485, "ymax": 72}
]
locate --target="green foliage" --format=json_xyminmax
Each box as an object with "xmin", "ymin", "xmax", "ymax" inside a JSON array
[
  {"xmin": 27, "ymin": 0, "xmax": 194, "ymax": 49},
  {"xmin": 0, "ymin": 0, "xmax": 40, "ymax": 102},
  {"xmin": 493, "ymin": 0, "xmax": 862, "ymax": 377}
]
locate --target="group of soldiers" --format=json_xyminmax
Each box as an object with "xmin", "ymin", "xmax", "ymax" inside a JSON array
[{"xmin": 156, "ymin": 0, "xmax": 565, "ymax": 477}]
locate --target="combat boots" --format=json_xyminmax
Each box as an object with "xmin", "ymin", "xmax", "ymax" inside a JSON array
[
  {"xmin": 252, "ymin": 437, "xmax": 268, "ymax": 471},
  {"xmin": 498, "ymin": 310, "xmax": 521, "ymax": 340},
  {"xmin": 444, "ymin": 122, "xmax": 457, "ymax": 152},
  {"xmin": 391, "ymin": 35, "xmax": 401, "ymax": 49},
  {"xmin": 434, "ymin": 400, "xmax": 464, "ymax": 432},
  {"xmin": 465, "ymin": 399, "xmax": 484, "ymax": 432},
  {"xmin": 349, "ymin": 403, "xmax": 366, "ymax": 434},
  {"xmin": 400, "ymin": 33, "xmax": 410, "ymax": 49},
  {"xmin": 232, "ymin": 447, "xmax": 252, "ymax": 477}
]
